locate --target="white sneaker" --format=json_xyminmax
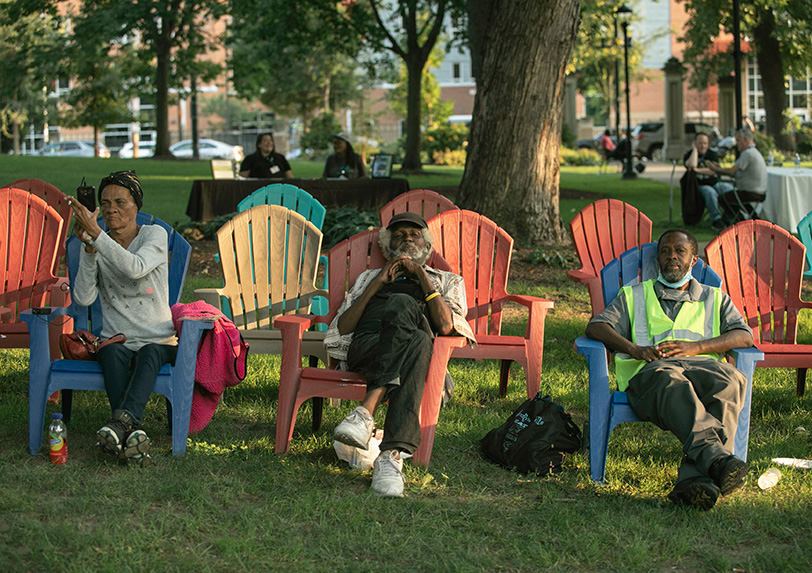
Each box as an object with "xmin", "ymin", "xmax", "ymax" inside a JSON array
[
  {"xmin": 371, "ymin": 449, "xmax": 409, "ymax": 497},
  {"xmin": 333, "ymin": 406, "xmax": 375, "ymax": 450}
]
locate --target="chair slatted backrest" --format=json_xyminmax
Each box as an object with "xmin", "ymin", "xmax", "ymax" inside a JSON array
[
  {"xmin": 601, "ymin": 242, "xmax": 722, "ymax": 306},
  {"xmin": 379, "ymin": 189, "xmax": 457, "ymax": 227},
  {"xmin": 0, "ymin": 187, "xmax": 64, "ymax": 320},
  {"xmin": 237, "ymin": 183, "xmax": 326, "ymax": 230},
  {"xmin": 705, "ymin": 219, "xmax": 810, "ymax": 345},
  {"xmin": 8, "ymin": 179, "xmax": 72, "ymax": 276},
  {"xmin": 568, "ymin": 199, "xmax": 653, "ymax": 315},
  {"xmin": 216, "ymin": 205, "xmax": 323, "ymax": 330},
  {"xmin": 66, "ymin": 212, "xmax": 190, "ymax": 335},
  {"xmin": 427, "ymin": 209, "xmax": 512, "ymax": 336}
]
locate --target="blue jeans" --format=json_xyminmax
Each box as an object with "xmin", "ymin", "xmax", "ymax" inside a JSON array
[
  {"xmin": 700, "ymin": 183, "xmax": 726, "ymax": 223},
  {"xmin": 96, "ymin": 343, "xmax": 178, "ymax": 425}
]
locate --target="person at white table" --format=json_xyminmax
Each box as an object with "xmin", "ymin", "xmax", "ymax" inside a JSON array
[{"xmin": 707, "ymin": 127, "xmax": 767, "ymax": 224}]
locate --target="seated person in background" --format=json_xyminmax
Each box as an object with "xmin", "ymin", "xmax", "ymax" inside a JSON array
[
  {"xmin": 708, "ymin": 127, "xmax": 767, "ymax": 223},
  {"xmin": 323, "ymin": 132, "xmax": 366, "ymax": 179},
  {"xmin": 68, "ymin": 171, "xmax": 178, "ymax": 467},
  {"xmin": 324, "ymin": 213, "xmax": 474, "ymax": 497},
  {"xmin": 599, "ymin": 129, "xmax": 616, "ymax": 161},
  {"xmin": 684, "ymin": 133, "xmax": 723, "ymax": 229},
  {"xmin": 585, "ymin": 228, "xmax": 754, "ymax": 511},
  {"xmin": 239, "ymin": 133, "xmax": 293, "ymax": 179}
]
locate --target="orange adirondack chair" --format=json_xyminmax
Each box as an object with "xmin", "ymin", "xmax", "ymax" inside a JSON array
[
  {"xmin": 427, "ymin": 209, "xmax": 554, "ymax": 399},
  {"xmin": 274, "ymin": 228, "xmax": 465, "ymax": 467},
  {"xmin": 8, "ymin": 179, "xmax": 72, "ymax": 277},
  {"xmin": 379, "ymin": 188, "xmax": 457, "ymax": 227},
  {"xmin": 567, "ymin": 199, "xmax": 652, "ymax": 316},
  {"xmin": 0, "ymin": 187, "xmax": 69, "ymax": 359},
  {"xmin": 705, "ymin": 219, "xmax": 812, "ymax": 396}
]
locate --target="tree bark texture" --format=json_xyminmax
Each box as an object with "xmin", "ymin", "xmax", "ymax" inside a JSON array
[
  {"xmin": 752, "ymin": 9, "xmax": 793, "ymax": 151},
  {"xmin": 458, "ymin": 0, "xmax": 580, "ymax": 246}
]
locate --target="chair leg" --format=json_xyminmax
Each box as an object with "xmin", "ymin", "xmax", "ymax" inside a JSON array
[
  {"xmin": 61, "ymin": 390, "xmax": 74, "ymax": 423},
  {"xmin": 498, "ymin": 360, "xmax": 511, "ymax": 397},
  {"xmin": 797, "ymin": 368, "xmax": 807, "ymax": 397},
  {"xmin": 311, "ymin": 397, "xmax": 324, "ymax": 431}
]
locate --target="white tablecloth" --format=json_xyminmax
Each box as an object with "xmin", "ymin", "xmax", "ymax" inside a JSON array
[{"xmin": 761, "ymin": 167, "xmax": 812, "ymax": 233}]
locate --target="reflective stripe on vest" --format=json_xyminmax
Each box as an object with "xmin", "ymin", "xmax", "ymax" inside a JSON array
[{"xmin": 614, "ymin": 280, "xmax": 723, "ymax": 391}]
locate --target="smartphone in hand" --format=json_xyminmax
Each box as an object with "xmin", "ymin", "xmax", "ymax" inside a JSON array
[{"xmin": 76, "ymin": 177, "xmax": 96, "ymax": 212}]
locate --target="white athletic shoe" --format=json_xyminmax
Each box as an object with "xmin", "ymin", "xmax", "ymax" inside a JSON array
[
  {"xmin": 333, "ymin": 406, "xmax": 375, "ymax": 450},
  {"xmin": 371, "ymin": 449, "xmax": 408, "ymax": 497}
]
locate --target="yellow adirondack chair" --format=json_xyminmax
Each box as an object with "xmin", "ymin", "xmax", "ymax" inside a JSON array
[{"xmin": 194, "ymin": 204, "xmax": 328, "ymax": 363}]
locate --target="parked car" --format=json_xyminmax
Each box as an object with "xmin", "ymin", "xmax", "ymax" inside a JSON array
[
  {"xmin": 169, "ymin": 138, "xmax": 244, "ymax": 162},
  {"xmin": 632, "ymin": 121, "xmax": 721, "ymax": 161},
  {"xmin": 35, "ymin": 140, "xmax": 111, "ymax": 158},
  {"xmin": 118, "ymin": 141, "xmax": 156, "ymax": 159}
]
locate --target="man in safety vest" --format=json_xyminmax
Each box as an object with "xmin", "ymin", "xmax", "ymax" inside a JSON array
[{"xmin": 585, "ymin": 228, "xmax": 754, "ymax": 510}]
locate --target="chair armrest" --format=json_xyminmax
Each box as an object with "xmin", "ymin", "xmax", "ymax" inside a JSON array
[
  {"xmin": 575, "ymin": 335, "xmax": 612, "ymax": 389},
  {"xmin": 194, "ymin": 288, "xmax": 225, "ymax": 310},
  {"xmin": 47, "ymin": 278, "xmax": 71, "ymax": 308},
  {"xmin": 501, "ymin": 294, "xmax": 554, "ymax": 339},
  {"xmin": 726, "ymin": 347, "xmax": 764, "ymax": 380},
  {"xmin": 173, "ymin": 318, "xmax": 215, "ymax": 383},
  {"xmin": 566, "ymin": 269, "xmax": 596, "ymax": 284},
  {"xmin": 21, "ymin": 306, "xmax": 73, "ymax": 363}
]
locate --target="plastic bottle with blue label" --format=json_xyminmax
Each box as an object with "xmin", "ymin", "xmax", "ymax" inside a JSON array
[{"xmin": 48, "ymin": 413, "xmax": 67, "ymax": 464}]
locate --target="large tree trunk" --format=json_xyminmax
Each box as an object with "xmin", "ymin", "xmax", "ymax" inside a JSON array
[
  {"xmin": 459, "ymin": 0, "xmax": 580, "ymax": 246},
  {"xmin": 401, "ymin": 53, "xmax": 424, "ymax": 171},
  {"xmin": 753, "ymin": 9, "xmax": 793, "ymax": 151}
]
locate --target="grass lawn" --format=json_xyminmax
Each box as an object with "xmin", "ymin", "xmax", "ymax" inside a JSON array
[{"xmin": 1, "ymin": 156, "xmax": 810, "ymax": 571}]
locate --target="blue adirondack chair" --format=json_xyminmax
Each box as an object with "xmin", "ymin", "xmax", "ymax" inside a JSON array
[
  {"xmin": 796, "ymin": 209, "xmax": 812, "ymax": 280},
  {"xmin": 574, "ymin": 242, "xmax": 764, "ymax": 484},
  {"xmin": 22, "ymin": 212, "xmax": 213, "ymax": 457}
]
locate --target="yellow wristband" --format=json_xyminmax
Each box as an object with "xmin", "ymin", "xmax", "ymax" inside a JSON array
[{"xmin": 425, "ymin": 291, "xmax": 441, "ymax": 303}]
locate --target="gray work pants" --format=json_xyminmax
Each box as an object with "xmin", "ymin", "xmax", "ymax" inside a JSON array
[{"xmin": 627, "ymin": 357, "xmax": 746, "ymax": 482}]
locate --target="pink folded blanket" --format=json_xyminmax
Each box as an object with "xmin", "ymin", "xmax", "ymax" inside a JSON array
[{"xmin": 171, "ymin": 301, "xmax": 249, "ymax": 433}]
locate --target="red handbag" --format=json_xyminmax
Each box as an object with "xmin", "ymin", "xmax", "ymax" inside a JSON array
[{"xmin": 59, "ymin": 331, "xmax": 126, "ymax": 360}]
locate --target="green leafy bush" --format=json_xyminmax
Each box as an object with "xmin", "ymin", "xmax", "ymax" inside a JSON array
[
  {"xmin": 423, "ymin": 123, "xmax": 469, "ymax": 166},
  {"xmin": 322, "ymin": 206, "xmax": 380, "ymax": 248},
  {"xmin": 176, "ymin": 212, "xmax": 236, "ymax": 241},
  {"xmin": 559, "ymin": 147, "xmax": 603, "ymax": 167}
]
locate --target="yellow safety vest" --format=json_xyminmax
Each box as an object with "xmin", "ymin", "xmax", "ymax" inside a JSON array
[{"xmin": 614, "ymin": 280, "xmax": 723, "ymax": 391}]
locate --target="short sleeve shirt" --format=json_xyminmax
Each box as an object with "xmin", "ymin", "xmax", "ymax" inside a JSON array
[{"xmin": 734, "ymin": 145, "xmax": 767, "ymax": 193}]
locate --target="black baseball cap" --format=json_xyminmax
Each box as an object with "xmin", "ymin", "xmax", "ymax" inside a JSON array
[{"xmin": 386, "ymin": 212, "xmax": 427, "ymax": 230}]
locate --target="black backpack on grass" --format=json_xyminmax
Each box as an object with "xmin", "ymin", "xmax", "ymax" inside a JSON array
[{"xmin": 480, "ymin": 393, "xmax": 582, "ymax": 475}]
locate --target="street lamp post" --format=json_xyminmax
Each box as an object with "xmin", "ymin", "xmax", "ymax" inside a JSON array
[{"xmin": 617, "ymin": 4, "xmax": 636, "ymax": 180}]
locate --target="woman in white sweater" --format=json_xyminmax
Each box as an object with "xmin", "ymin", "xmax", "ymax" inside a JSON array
[{"xmin": 69, "ymin": 170, "xmax": 177, "ymax": 466}]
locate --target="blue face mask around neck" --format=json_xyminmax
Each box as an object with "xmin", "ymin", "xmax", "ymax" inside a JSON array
[{"xmin": 657, "ymin": 270, "xmax": 692, "ymax": 289}]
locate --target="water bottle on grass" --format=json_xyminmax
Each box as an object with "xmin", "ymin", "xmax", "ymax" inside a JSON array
[{"xmin": 48, "ymin": 413, "xmax": 67, "ymax": 465}]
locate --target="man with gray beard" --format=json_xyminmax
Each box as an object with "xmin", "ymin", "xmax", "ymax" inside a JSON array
[{"xmin": 324, "ymin": 212, "xmax": 475, "ymax": 497}]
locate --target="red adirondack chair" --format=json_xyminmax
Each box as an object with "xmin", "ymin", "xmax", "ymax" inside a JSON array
[
  {"xmin": 705, "ymin": 219, "xmax": 812, "ymax": 396},
  {"xmin": 379, "ymin": 188, "xmax": 457, "ymax": 227},
  {"xmin": 8, "ymin": 179, "xmax": 72, "ymax": 277},
  {"xmin": 0, "ymin": 187, "xmax": 69, "ymax": 359},
  {"xmin": 427, "ymin": 209, "xmax": 554, "ymax": 399},
  {"xmin": 568, "ymin": 199, "xmax": 653, "ymax": 316},
  {"xmin": 274, "ymin": 229, "xmax": 465, "ymax": 467}
]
